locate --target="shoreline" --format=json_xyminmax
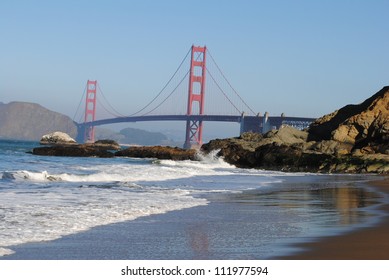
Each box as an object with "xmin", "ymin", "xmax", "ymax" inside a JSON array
[
  {"xmin": 0, "ymin": 175, "xmax": 387, "ymax": 260},
  {"xmin": 281, "ymin": 177, "xmax": 389, "ymax": 260}
]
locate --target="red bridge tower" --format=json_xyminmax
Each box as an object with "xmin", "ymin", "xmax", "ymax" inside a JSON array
[
  {"xmin": 84, "ymin": 80, "xmax": 97, "ymax": 143},
  {"xmin": 184, "ymin": 45, "xmax": 207, "ymax": 149}
]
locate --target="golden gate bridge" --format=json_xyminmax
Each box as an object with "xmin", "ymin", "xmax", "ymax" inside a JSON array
[{"xmin": 74, "ymin": 45, "xmax": 315, "ymax": 148}]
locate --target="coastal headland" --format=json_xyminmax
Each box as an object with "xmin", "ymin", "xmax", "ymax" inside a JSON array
[
  {"xmin": 5, "ymin": 86, "xmax": 389, "ymax": 260},
  {"xmin": 32, "ymin": 86, "xmax": 389, "ymax": 174}
]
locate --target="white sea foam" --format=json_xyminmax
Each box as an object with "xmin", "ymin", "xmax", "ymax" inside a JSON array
[
  {"xmin": 0, "ymin": 155, "xmax": 250, "ymax": 255},
  {"xmin": 0, "ymin": 151, "xmax": 306, "ymax": 256},
  {"xmin": 0, "ymin": 184, "xmax": 208, "ymax": 256}
]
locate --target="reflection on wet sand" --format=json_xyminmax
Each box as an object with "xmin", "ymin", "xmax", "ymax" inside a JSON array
[
  {"xmin": 253, "ymin": 185, "xmax": 381, "ymax": 226},
  {"xmin": 314, "ymin": 187, "xmax": 378, "ymax": 225},
  {"xmin": 187, "ymin": 224, "xmax": 210, "ymax": 259},
  {"xmin": 184, "ymin": 183, "xmax": 383, "ymax": 258}
]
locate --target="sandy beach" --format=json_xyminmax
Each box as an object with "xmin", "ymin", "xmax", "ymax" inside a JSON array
[
  {"xmin": 282, "ymin": 177, "xmax": 389, "ymax": 260},
  {"xmin": 1, "ymin": 175, "xmax": 388, "ymax": 260}
]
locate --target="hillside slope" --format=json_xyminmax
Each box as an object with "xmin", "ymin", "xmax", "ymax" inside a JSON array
[{"xmin": 0, "ymin": 102, "xmax": 77, "ymax": 141}]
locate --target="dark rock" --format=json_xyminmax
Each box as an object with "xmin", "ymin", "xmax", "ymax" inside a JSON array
[
  {"xmin": 115, "ymin": 146, "xmax": 197, "ymax": 160},
  {"xmin": 201, "ymin": 132, "xmax": 263, "ymax": 167},
  {"xmin": 93, "ymin": 139, "xmax": 121, "ymax": 150},
  {"xmin": 200, "ymin": 86, "xmax": 389, "ymax": 174},
  {"xmin": 32, "ymin": 144, "xmax": 114, "ymax": 158}
]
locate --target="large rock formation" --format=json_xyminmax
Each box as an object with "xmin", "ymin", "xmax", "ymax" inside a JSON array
[
  {"xmin": 33, "ymin": 132, "xmax": 194, "ymax": 160},
  {"xmin": 201, "ymin": 87, "xmax": 389, "ymax": 174},
  {"xmin": 308, "ymin": 86, "xmax": 389, "ymax": 154},
  {"xmin": 0, "ymin": 102, "xmax": 77, "ymax": 140},
  {"xmin": 33, "ymin": 133, "xmax": 120, "ymax": 158}
]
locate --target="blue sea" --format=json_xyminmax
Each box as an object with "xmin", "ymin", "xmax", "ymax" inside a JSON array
[{"xmin": 0, "ymin": 139, "xmax": 385, "ymax": 259}]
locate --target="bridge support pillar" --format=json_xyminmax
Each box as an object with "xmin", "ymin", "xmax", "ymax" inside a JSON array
[
  {"xmin": 184, "ymin": 45, "xmax": 207, "ymax": 149},
  {"xmin": 83, "ymin": 80, "xmax": 97, "ymax": 143},
  {"xmin": 240, "ymin": 114, "xmax": 263, "ymax": 134},
  {"xmin": 262, "ymin": 112, "xmax": 273, "ymax": 133},
  {"xmin": 76, "ymin": 124, "xmax": 86, "ymax": 143}
]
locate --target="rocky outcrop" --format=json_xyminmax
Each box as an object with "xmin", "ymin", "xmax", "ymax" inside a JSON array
[
  {"xmin": 33, "ymin": 130, "xmax": 194, "ymax": 160},
  {"xmin": 115, "ymin": 146, "xmax": 197, "ymax": 161},
  {"xmin": 308, "ymin": 86, "xmax": 389, "ymax": 154},
  {"xmin": 33, "ymin": 134, "xmax": 120, "ymax": 158},
  {"xmin": 94, "ymin": 139, "xmax": 121, "ymax": 150},
  {"xmin": 32, "ymin": 144, "xmax": 115, "ymax": 158},
  {"xmin": 201, "ymin": 87, "xmax": 389, "ymax": 174},
  {"xmin": 33, "ymin": 143, "xmax": 197, "ymax": 160}
]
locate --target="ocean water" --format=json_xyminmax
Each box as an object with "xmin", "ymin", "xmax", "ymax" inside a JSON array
[{"xmin": 0, "ymin": 140, "xmax": 384, "ymax": 258}]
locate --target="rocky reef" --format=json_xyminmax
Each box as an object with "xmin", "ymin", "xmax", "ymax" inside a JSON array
[
  {"xmin": 32, "ymin": 132, "xmax": 196, "ymax": 160},
  {"xmin": 115, "ymin": 146, "xmax": 197, "ymax": 160},
  {"xmin": 32, "ymin": 144, "xmax": 116, "ymax": 158},
  {"xmin": 32, "ymin": 132, "xmax": 121, "ymax": 158},
  {"xmin": 201, "ymin": 87, "xmax": 389, "ymax": 174}
]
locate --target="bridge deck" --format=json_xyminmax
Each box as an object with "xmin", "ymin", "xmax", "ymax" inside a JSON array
[{"xmin": 78, "ymin": 114, "xmax": 316, "ymax": 127}]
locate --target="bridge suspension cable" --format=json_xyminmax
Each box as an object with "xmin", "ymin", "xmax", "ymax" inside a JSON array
[
  {"xmin": 140, "ymin": 71, "xmax": 190, "ymax": 116},
  {"xmin": 206, "ymin": 49, "xmax": 256, "ymax": 115},
  {"xmin": 72, "ymin": 82, "xmax": 88, "ymax": 123},
  {"xmin": 127, "ymin": 46, "xmax": 192, "ymax": 117},
  {"xmin": 96, "ymin": 83, "xmax": 127, "ymax": 117},
  {"xmin": 205, "ymin": 68, "xmax": 241, "ymax": 114}
]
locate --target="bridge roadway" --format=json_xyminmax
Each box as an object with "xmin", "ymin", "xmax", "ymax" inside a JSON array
[{"xmin": 76, "ymin": 114, "xmax": 316, "ymax": 142}]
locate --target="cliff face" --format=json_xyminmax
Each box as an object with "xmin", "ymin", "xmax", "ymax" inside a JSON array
[
  {"xmin": 308, "ymin": 86, "xmax": 389, "ymax": 154},
  {"xmin": 0, "ymin": 102, "xmax": 77, "ymax": 141},
  {"xmin": 201, "ymin": 87, "xmax": 389, "ymax": 174}
]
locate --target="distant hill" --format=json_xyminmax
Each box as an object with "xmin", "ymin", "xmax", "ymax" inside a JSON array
[
  {"xmin": 95, "ymin": 127, "xmax": 177, "ymax": 146},
  {"xmin": 0, "ymin": 101, "xmax": 177, "ymax": 145},
  {"xmin": 119, "ymin": 127, "xmax": 168, "ymax": 145},
  {"xmin": 0, "ymin": 102, "xmax": 77, "ymax": 141}
]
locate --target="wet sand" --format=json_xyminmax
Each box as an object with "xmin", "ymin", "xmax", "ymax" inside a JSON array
[
  {"xmin": 282, "ymin": 177, "xmax": 389, "ymax": 260},
  {"xmin": 1, "ymin": 175, "xmax": 387, "ymax": 260}
]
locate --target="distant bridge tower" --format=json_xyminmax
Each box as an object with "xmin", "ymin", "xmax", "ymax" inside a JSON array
[
  {"xmin": 184, "ymin": 45, "xmax": 207, "ymax": 149},
  {"xmin": 84, "ymin": 80, "xmax": 97, "ymax": 143}
]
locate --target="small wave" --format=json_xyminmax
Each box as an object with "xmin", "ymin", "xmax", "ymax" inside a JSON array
[
  {"xmin": 0, "ymin": 248, "xmax": 15, "ymax": 257},
  {"xmin": 3, "ymin": 170, "xmax": 62, "ymax": 182},
  {"xmin": 1, "ymin": 171, "xmax": 15, "ymax": 180},
  {"xmin": 0, "ymin": 185, "xmax": 208, "ymax": 257},
  {"xmin": 195, "ymin": 149, "xmax": 224, "ymax": 162},
  {"xmin": 156, "ymin": 150, "xmax": 234, "ymax": 170}
]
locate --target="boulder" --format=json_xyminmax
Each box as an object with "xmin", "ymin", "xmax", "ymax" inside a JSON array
[
  {"xmin": 40, "ymin": 131, "xmax": 76, "ymax": 145},
  {"xmin": 93, "ymin": 139, "xmax": 121, "ymax": 150}
]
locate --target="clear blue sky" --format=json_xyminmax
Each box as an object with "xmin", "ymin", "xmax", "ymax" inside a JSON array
[{"xmin": 1, "ymin": 0, "xmax": 389, "ymax": 137}]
